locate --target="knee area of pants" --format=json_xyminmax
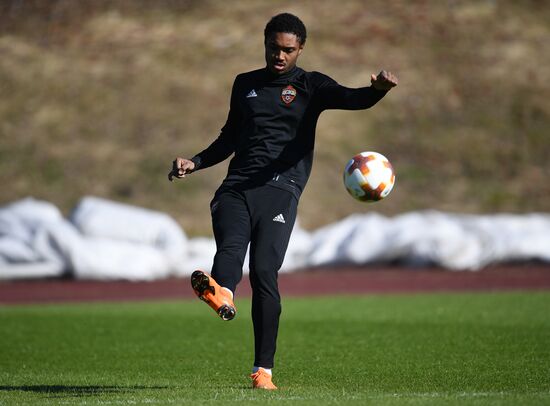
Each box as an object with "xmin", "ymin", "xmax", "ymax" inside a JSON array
[
  {"xmin": 250, "ymin": 258, "xmax": 284, "ymax": 272},
  {"xmin": 252, "ymin": 289, "xmax": 281, "ymax": 302},
  {"xmin": 215, "ymin": 250, "xmax": 246, "ymax": 264},
  {"xmin": 249, "ymin": 265, "xmax": 281, "ymax": 279},
  {"xmin": 249, "ymin": 275, "xmax": 279, "ymax": 292}
]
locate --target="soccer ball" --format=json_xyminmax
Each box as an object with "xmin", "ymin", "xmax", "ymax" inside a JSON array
[{"xmin": 343, "ymin": 151, "xmax": 395, "ymax": 202}]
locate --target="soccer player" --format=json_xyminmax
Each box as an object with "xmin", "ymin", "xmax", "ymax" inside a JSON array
[{"xmin": 169, "ymin": 13, "xmax": 397, "ymax": 390}]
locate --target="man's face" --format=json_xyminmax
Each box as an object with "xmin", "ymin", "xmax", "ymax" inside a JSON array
[{"xmin": 265, "ymin": 32, "xmax": 303, "ymax": 75}]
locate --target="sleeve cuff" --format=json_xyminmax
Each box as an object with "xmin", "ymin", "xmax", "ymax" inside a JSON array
[
  {"xmin": 190, "ymin": 156, "xmax": 202, "ymax": 172},
  {"xmin": 371, "ymin": 86, "xmax": 389, "ymax": 94}
]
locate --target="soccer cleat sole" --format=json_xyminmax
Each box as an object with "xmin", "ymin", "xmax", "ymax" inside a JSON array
[
  {"xmin": 191, "ymin": 270, "xmax": 214, "ymax": 297},
  {"xmin": 218, "ymin": 304, "xmax": 236, "ymax": 321},
  {"xmin": 191, "ymin": 270, "xmax": 236, "ymax": 321}
]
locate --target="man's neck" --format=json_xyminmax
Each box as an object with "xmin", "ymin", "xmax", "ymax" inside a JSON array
[{"xmin": 265, "ymin": 65, "xmax": 299, "ymax": 80}]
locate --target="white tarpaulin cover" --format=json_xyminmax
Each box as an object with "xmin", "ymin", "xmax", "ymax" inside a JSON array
[
  {"xmin": 0, "ymin": 197, "xmax": 189, "ymax": 280},
  {"xmin": 1, "ymin": 197, "xmax": 549, "ymax": 280}
]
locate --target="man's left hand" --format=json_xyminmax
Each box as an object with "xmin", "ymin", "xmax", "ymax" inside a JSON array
[{"xmin": 371, "ymin": 70, "xmax": 398, "ymax": 91}]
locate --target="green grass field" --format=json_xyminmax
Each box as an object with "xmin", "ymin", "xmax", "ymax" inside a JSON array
[{"xmin": 1, "ymin": 292, "xmax": 549, "ymax": 405}]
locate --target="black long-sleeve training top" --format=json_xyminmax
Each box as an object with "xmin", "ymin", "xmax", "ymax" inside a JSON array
[{"xmin": 191, "ymin": 66, "xmax": 387, "ymax": 200}]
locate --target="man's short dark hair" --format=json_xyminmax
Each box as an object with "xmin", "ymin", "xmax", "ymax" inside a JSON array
[{"xmin": 264, "ymin": 13, "xmax": 307, "ymax": 45}]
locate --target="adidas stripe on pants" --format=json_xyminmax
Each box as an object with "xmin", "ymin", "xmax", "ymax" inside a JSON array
[{"xmin": 209, "ymin": 184, "xmax": 298, "ymax": 369}]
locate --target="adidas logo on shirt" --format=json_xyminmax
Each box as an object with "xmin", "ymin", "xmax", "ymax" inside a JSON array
[
  {"xmin": 246, "ymin": 89, "xmax": 257, "ymax": 98},
  {"xmin": 273, "ymin": 214, "xmax": 285, "ymax": 224}
]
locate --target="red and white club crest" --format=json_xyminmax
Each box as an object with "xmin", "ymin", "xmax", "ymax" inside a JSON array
[{"xmin": 281, "ymin": 85, "xmax": 297, "ymax": 105}]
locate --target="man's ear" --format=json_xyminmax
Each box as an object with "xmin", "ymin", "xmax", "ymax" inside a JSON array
[{"xmin": 298, "ymin": 45, "xmax": 304, "ymax": 56}]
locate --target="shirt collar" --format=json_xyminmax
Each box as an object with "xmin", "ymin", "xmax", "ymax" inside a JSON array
[{"xmin": 263, "ymin": 65, "xmax": 301, "ymax": 83}]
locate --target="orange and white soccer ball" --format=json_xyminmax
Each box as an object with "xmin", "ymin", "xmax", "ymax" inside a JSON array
[{"xmin": 343, "ymin": 151, "xmax": 396, "ymax": 202}]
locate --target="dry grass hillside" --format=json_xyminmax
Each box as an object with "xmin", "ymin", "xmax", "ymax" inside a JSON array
[{"xmin": 1, "ymin": 0, "xmax": 549, "ymax": 235}]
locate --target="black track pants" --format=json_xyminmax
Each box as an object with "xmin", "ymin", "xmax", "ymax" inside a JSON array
[{"xmin": 210, "ymin": 185, "xmax": 298, "ymax": 369}]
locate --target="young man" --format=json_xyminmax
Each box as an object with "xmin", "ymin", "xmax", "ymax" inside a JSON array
[{"xmin": 169, "ymin": 13, "xmax": 397, "ymax": 390}]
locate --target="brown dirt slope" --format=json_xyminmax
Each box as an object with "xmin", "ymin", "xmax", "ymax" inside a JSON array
[{"xmin": 1, "ymin": 1, "xmax": 550, "ymax": 235}]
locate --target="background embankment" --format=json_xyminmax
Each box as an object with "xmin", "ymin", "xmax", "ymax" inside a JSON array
[{"xmin": 1, "ymin": 1, "xmax": 549, "ymax": 235}]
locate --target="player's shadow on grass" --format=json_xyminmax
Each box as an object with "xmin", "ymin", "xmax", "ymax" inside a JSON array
[{"xmin": 0, "ymin": 385, "xmax": 168, "ymax": 398}]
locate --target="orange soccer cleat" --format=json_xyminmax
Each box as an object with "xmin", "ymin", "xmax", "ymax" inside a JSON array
[
  {"xmin": 250, "ymin": 368, "xmax": 277, "ymax": 390},
  {"xmin": 190, "ymin": 270, "xmax": 236, "ymax": 321}
]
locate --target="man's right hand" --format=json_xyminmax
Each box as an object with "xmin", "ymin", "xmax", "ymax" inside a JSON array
[{"xmin": 168, "ymin": 157, "xmax": 196, "ymax": 181}]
